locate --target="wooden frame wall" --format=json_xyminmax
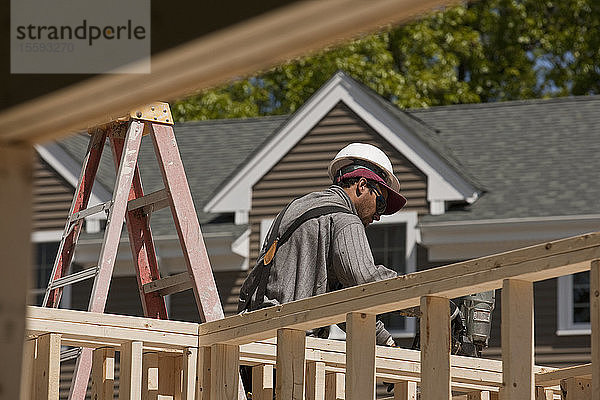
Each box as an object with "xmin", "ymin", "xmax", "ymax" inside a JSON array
[{"xmin": 24, "ymin": 231, "xmax": 600, "ymax": 399}]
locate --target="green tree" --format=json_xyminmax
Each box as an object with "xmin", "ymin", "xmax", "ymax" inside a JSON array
[{"xmin": 173, "ymin": 0, "xmax": 600, "ymax": 121}]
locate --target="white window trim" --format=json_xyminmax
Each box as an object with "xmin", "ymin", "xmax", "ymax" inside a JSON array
[{"xmin": 557, "ymin": 274, "xmax": 591, "ymax": 335}]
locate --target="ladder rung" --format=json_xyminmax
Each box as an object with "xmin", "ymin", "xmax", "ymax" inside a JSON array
[
  {"xmin": 128, "ymin": 188, "xmax": 170, "ymax": 214},
  {"xmin": 60, "ymin": 347, "xmax": 81, "ymax": 362},
  {"xmin": 143, "ymin": 272, "xmax": 192, "ymax": 296},
  {"xmin": 49, "ymin": 266, "xmax": 99, "ymax": 290},
  {"xmin": 70, "ymin": 201, "xmax": 112, "ymax": 223}
]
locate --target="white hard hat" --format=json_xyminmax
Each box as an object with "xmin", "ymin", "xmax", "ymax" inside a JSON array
[{"xmin": 329, "ymin": 143, "xmax": 407, "ymax": 214}]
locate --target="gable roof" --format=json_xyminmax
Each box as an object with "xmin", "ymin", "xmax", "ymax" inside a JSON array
[
  {"xmin": 410, "ymin": 95, "xmax": 600, "ymax": 222},
  {"xmin": 204, "ymin": 71, "xmax": 482, "ymax": 214},
  {"xmin": 54, "ymin": 116, "xmax": 287, "ymax": 236}
]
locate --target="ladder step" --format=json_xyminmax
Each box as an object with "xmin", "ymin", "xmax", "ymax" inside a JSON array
[
  {"xmin": 69, "ymin": 201, "xmax": 112, "ymax": 224},
  {"xmin": 60, "ymin": 347, "xmax": 81, "ymax": 362},
  {"xmin": 143, "ymin": 272, "xmax": 192, "ymax": 296},
  {"xmin": 128, "ymin": 188, "xmax": 170, "ymax": 214},
  {"xmin": 49, "ymin": 266, "xmax": 99, "ymax": 290}
]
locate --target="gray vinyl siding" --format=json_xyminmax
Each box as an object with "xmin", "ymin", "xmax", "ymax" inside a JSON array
[
  {"xmin": 249, "ymin": 102, "xmax": 429, "ymax": 263},
  {"xmin": 33, "ymin": 155, "xmax": 74, "ymax": 231}
]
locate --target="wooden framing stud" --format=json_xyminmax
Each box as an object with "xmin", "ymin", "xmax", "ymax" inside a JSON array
[
  {"xmin": 306, "ymin": 361, "xmax": 325, "ymax": 400},
  {"xmin": 346, "ymin": 312, "xmax": 376, "ymax": 400},
  {"xmin": 591, "ymin": 260, "xmax": 600, "ymax": 399},
  {"xmin": 181, "ymin": 347, "xmax": 198, "ymax": 400},
  {"xmin": 158, "ymin": 353, "xmax": 178, "ymax": 398},
  {"xmin": 196, "ymin": 346, "xmax": 211, "ymax": 400},
  {"xmin": 119, "ymin": 341, "xmax": 143, "ymax": 400},
  {"xmin": 534, "ymin": 387, "xmax": 554, "ymax": 400},
  {"xmin": 276, "ymin": 328, "xmax": 306, "ymax": 400},
  {"xmin": 142, "ymin": 352, "xmax": 159, "ymax": 400},
  {"xmin": 252, "ymin": 364, "xmax": 274, "ymax": 400},
  {"xmin": 34, "ymin": 333, "xmax": 61, "ymax": 400},
  {"xmin": 561, "ymin": 377, "xmax": 591, "ymax": 399},
  {"xmin": 19, "ymin": 339, "xmax": 36, "ymax": 400},
  {"xmin": 0, "ymin": 144, "xmax": 33, "ymax": 400},
  {"xmin": 394, "ymin": 381, "xmax": 417, "ymax": 400},
  {"xmin": 467, "ymin": 391, "xmax": 491, "ymax": 400},
  {"xmin": 210, "ymin": 343, "xmax": 239, "ymax": 400},
  {"xmin": 501, "ymin": 279, "xmax": 534, "ymax": 400},
  {"xmin": 420, "ymin": 296, "xmax": 451, "ymax": 400},
  {"xmin": 92, "ymin": 347, "xmax": 115, "ymax": 400},
  {"xmin": 325, "ymin": 372, "xmax": 345, "ymax": 400}
]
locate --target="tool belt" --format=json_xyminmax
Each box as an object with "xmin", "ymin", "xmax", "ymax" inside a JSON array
[{"xmin": 238, "ymin": 203, "xmax": 352, "ymax": 313}]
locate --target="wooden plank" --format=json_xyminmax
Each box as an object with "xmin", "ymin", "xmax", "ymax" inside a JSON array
[
  {"xmin": 1, "ymin": 0, "xmax": 451, "ymax": 145},
  {"xmin": 159, "ymin": 353, "xmax": 178, "ymax": 398},
  {"xmin": 0, "ymin": 145, "xmax": 32, "ymax": 400},
  {"xmin": 346, "ymin": 312, "xmax": 375, "ymax": 400},
  {"xmin": 181, "ymin": 348, "xmax": 198, "ymax": 400},
  {"xmin": 325, "ymin": 373, "xmax": 345, "ymax": 400},
  {"xmin": 143, "ymin": 352, "xmax": 159, "ymax": 400},
  {"xmin": 119, "ymin": 341, "xmax": 143, "ymax": 400},
  {"xmin": 210, "ymin": 344, "xmax": 239, "ymax": 400},
  {"xmin": 19, "ymin": 339, "xmax": 36, "ymax": 400},
  {"xmin": 306, "ymin": 362, "xmax": 326, "ymax": 400},
  {"xmin": 91, "ymin": 347, "xmax": 116, "ymax": 400},
  {"xmin": 252, "ymin": 364, "xmax": 274, "ymax": 400},
  {"xmin": 501, "ymin": 279, "xmax": 534, "ymax": 400},
  {"xmin": 534, "ymin": 387, "xmax": 554, "ymax": 400},
  {"xmin": 420, "ymin": 296, "xmax": 451, "ymax": 400},
  {"xmin": 34, "ymin": 333, "xmax": 61, "ymax": 400},
  {"xmin": 276, "ymin": 328, "xmax": 306, "ymax": 400},
  {"xmin": 560, "ymin": 377, "xmax": 591, "ymax": 399},
  {"xmin": 467, "ymin": 391, "xmax": 490, "ymax": 400},
  {"xmin": 394, "ymin": 381, "xmax": 416, "ymax": 400},
  {"xmin": 591, "ymin": 260, "xmax": 600, "ymax": 399},
  {"xmin": 198, "ymin": 232, "xmax": 600, "ymax": 346},
  {"xmin": 536, "ymin": 364, "xmax": 590, "ymax": 386},
  {"xmin": 197, "ymin": 347, "xmax": 211, "ymax": 400},
  {"xmin": 143, "ymin": 272, "xmax": 193, "ymax": 297}
]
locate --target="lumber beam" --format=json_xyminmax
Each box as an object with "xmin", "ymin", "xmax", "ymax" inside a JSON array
[
  {"xmin": 142, "ymin": 352, "xmax": 159, "ymax": 400},
  {"xmin": 35, "ymin": 333, "xmax": 61, "ymax": 400},
  {"xmin": 346, "ymin": 312, "xmax": 376, "ymax": 400},
  {"xmin": 0, "ymin": 144, "xmax": 32, "ymax": 400},
  {"xmin": 196, "ymin": 347, "xmax": 211, "ymax": 400},
  {"xmin": 560, "ymin": 377, "xmax": 591, "ymax": 399},
  {"xmin": 182, "ymin": 348, "xmax": 198, "ymax": 400},
  {"xmin": 91, "ymin": 347, "xmax": 115, "ymax": 400},
  {"xmin": 198, "ymin": 232, "xmax": 600, "ymax": 346},
  {"xmin": 534, "ymin": 387, "xmax": 554, "ymax": 400},
  {"xmin": 501, "ymin": 279, "xmax": 534, "ymax": 400},
  {"xmin": 0, "ymin": 0, "xmax": 452, "ymax": 145},
  {"xmin": 325, "ymin": 372, "xmax": 345, "ymax": 400},
  {"xmin": 394, "ymin": 381, "xmax": 417, "ymax": 400},
  {"xmin": 210, "ymin": 344, "xmax": 239, "ymax": 400},
  {"xmin": 591, "ymin": 260, "xmax": 600, "ymax": 399},
  {"xmin": 120, "ymin": 341, "xmax": 143, "ymax": 400},
  {"xmin": 420, "ymin": 296, "xmax": 451, "ymax": 400},
  {"xmin": 253, "ymin": 364, "xmax": 274, "ymax": 400},
  {"xmin": 306, "ymin": 362, "xmax": 325, "ymax": 400},
  {"xmin": 276, "ymin": 328, "xmax": 306, "ymax": 400}
]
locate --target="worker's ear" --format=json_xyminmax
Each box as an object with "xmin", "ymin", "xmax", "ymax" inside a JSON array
[{"xmin": 355, "ymin": 178, "xmax": 368, "ymax": 197}]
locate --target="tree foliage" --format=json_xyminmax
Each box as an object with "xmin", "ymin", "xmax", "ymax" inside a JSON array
[{"xmin": 173, "ymin": 0, "xmax": 600, "ymax": 121}]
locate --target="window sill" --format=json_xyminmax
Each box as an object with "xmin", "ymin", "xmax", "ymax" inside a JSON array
[{"xmin": 556, "ymin": 328, "xmax": 591, "ymax": 336}]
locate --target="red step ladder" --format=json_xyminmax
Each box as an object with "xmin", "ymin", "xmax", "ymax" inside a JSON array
[{"xmin": 42, "ymin": 103, "xmax": 228, "ymax": 399}]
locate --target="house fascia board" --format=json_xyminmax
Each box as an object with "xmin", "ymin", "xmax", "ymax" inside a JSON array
[
  {"xmin": 35, "ymin": 142, "xmax": 112, "ymax": 214},
  {"xmin": 420, "ymin": 214, "xmax": 600, "ymax": 261},
  {"xmin": 204, "ymin": 72, "xmax": 478, "ymax": 214}
]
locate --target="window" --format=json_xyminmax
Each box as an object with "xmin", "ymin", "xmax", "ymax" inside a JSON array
[
  {"xmin": 557, "ymin": 272, "xmax": 590, "ymax": 334},
  {"xmin": 366, "ymin": 223, "xmax": 410, "ymax": 334},
  {"xmin": 32, "ymin": 241, "xmax": 60, "ymax": 305}
]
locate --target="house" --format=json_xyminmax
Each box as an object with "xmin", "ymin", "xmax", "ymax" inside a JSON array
[{"xmin": 32, "ymin": 72, "xmax": 600, "ymax": 367}]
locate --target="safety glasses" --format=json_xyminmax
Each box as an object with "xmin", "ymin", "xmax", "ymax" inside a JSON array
[{"xmin": 367, "ymin": 182, "xmax": 387, "ymax": 215}]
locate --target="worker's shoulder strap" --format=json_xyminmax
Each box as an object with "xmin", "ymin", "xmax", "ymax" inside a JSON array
[{"xmin": 239, "ymin": 203, "xmax": 353, "ymax": 312}]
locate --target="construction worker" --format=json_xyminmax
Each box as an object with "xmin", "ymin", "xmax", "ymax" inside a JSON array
[{"xmin": 238, "ymin": 142, "xmax": 407, "ymax": 346}]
